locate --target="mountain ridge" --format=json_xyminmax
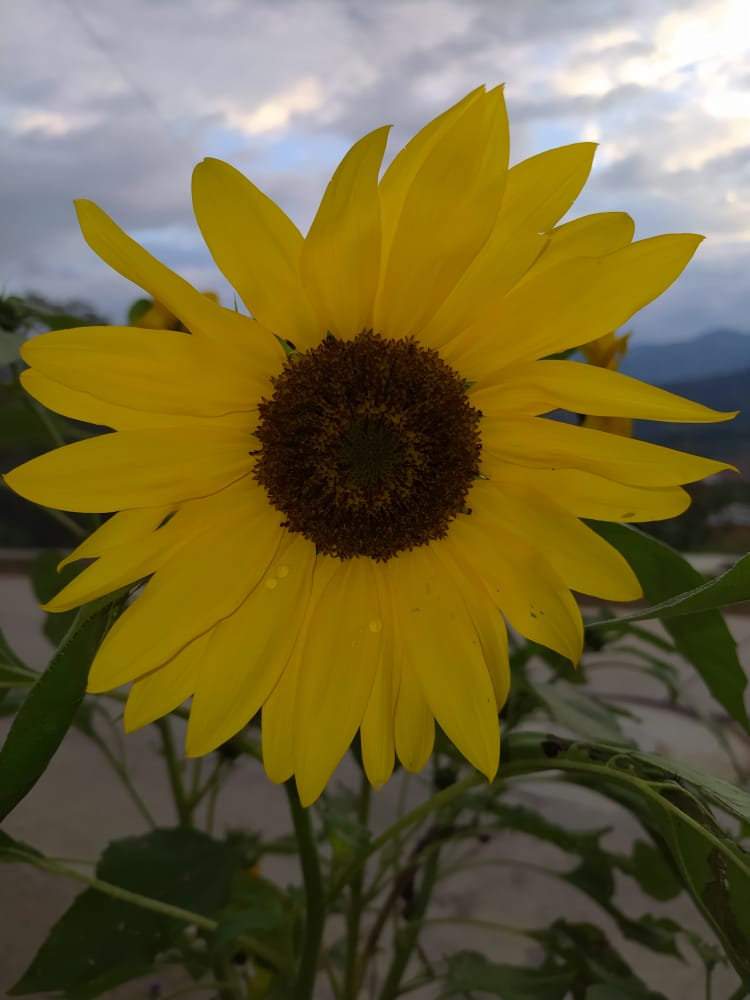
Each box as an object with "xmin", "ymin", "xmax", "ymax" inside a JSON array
[{"xmin": 619, "ymin": 327, "xmax": 750, "ymax": 385}]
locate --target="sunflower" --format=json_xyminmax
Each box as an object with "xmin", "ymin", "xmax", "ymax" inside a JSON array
[{"xmin": 6, "ymin": 87, "xmax": 734, "ymax": 805}]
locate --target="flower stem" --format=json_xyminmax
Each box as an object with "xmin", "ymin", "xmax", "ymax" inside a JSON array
[
  {"xmin": 285, "ymin": 780, "xmax": 324, "ymax": 1000},
  {"xmin": 157, "ymin": 717, "xmax": 192, "ymax": 826},
  {"xmin": 15, "ymin": 851, "xmax": 220, "ymax": 928},
  {"xmin": 342, "ymin": 778, "xmax": 371, "ymax": 999},
  {"xmin": 85, "ymin": 722, "xmax": 157, "ymax": 828},
  {"xmin": 376, "ymin": 840, "xmax": 441, "ymax": 1000}
]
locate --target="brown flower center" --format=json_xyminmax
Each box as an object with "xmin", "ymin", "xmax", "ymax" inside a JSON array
[{"xmin": 253, "ymin": 330, "xmax": 481, "ymax": 561}]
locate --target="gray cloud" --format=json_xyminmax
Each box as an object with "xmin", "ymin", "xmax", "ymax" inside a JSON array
[{"xmin": 1, "ymin": 0, "xmax": 748, "ymax": 340}]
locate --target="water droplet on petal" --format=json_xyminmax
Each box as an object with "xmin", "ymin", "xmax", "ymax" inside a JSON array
[
  {"xmin": 265, "ymin": 577, "xmax": 278, "ymax": 590},
  {"xmin": 276, "ymin": 565, "xmax": 289, "ymax": 578},
  {"xmin": 369, "ymin": 618, "xmax": 382, "ymax": 633}
]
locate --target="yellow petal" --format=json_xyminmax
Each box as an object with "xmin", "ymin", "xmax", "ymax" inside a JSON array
[
  {"xmin": 392, "ymin": 546, "xmax": 500, "ymax": 781},
  {"xmin": 124, "ymin": 633, "xmax": 209, "ymax": 732},
  {"xmin": 76, "ymin": 200, "xmax": 213, "ymax": 332},
  {"xmin": 301, "ymin": 126, "xmax": 389, "ymax": 338},
  {"xmin": 418, "ymin": 229, "xmax": 545, "ymax": 350},
  {"xmin": 192, "ymin": 158, "xmax": 323, "ymax": 350},
  {"xmin": 447, "ymin": 234, "xmax": 703, "ymax": 376},
  {"xmin": 376, "ymin": 87, "xmax": 509, "ymax": 338},
  {"xmin": 469, "ymin": 480, "xmax": 642, "ymax": 600},
  {"xmin": 185, "ymin": 533, "xmax": 315, "ymax": 756},
  {"xmin": 76, "ymin": 200, "xmax": 281, "ymax": 365},
  {"xmin": 446, "ymin": 516, "xmax": 584, "ymax": 664},
  {"xmin": 378, "ymin": 88, "xmax": 485, "ymax": 272},
  {"xmin": 431, "ymin": 545, "xmax": 510, "ymax": 710},
  {"xmin": 294, "ymin": 558, "xmax": 384, "ymax": 806},
  {"xmin": 360, "ymin": 665, "xmax": 398, "ymax": 790},
  {"xmin": 393, "ymin": 660, "xmax": 434, "ymax": 774},
  {"xmin": 360, "ymin": 562, "xmax": 399, "ymax": 789},
  {"xmin": 261, "ymin": 653, "xmax": 299, "ymax": 785},
  {"xmin": 534, "ymin": 212, "xmax": 635, "ymax": 272},
  {"xmin": 261, "ymin": 554, "xmax": 339, "ymax": 785},
  {"xmin": 59, "ymin": 506, "xmax": 171, "ymax": 569},
  {"xmin": 45, "ymin": 515, "xmax": 183, "ymax": 612},
  {"xmin": 22, "ymin": 326, "xmax": 269, "ymax": 417},
  {"xmin": 5, "ymin": 425, "xmax": 253, "ymax": 512},
  {"xmin": 471, "ymin": 360, "xmax": 736, "ymax": 423},
  {"xmin": 87, "ymin": 494, "xmax": 284, "ymax": 691},
  {"xmin": 478, "ymin": 461, "xmax": 691, "ymax": 523},
  {"xmin": 497, "ymin": 142, "xmax": 597, "ymax": 235},
  {"xmin": 21, "ymin": 370, "xmax": 250, "ymax": 431},
  {"xmin": 419, "ymin": 174, "xmax": 627, "ymax": 352},
  {"xmin": 481, "ymin": 416, "xmax": 732, "ymax": 486}
]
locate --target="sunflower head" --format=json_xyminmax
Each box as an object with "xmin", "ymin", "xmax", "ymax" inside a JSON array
[
  {"xmin": 4, "ymin": 85, "xmax": 736, "ymax": 804},
  {"xmin": 254, "ymin": 329, "xmax": 482, "ymax": 561}
]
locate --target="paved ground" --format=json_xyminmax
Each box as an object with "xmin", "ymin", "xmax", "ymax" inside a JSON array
[{"xmin": 1, "ymin": 569, "xmax": 749, "ymax": 999}]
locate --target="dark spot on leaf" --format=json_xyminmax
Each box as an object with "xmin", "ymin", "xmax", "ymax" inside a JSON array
[{"xmin": 542, "ymin": 739, "xmax": 564, "ymax": 758}]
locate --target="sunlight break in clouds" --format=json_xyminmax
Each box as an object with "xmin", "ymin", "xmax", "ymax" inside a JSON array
[
  {"xmin": 12, "ymin": 109, "xmax": 101, "ymax": 138},
  {"xmin": 220, "ymin": 77, "xmax": 324, "ymax": 137}
]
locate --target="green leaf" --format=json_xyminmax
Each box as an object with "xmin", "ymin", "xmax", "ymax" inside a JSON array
[
  {"xmin": 10, "ymin": 828, "xmax": 245, "ymax": 997},
  {"xmin": 646, "ymin": 784, "xmax": 750, "ymax": 984},
  {"xmin": 0, "ymin": 596, "xmax": 117, "ymax": 821},
  {"xmin": 215, "ymin": 873, "xmax": 287, "ymax": 940},
  {"xmin": 586, "ymin": 982, "xmax": 667, "ymax": 1000},
  {"xmin": 530, "ymin": 920, "xmax": 655, "ymax": 994},
  {"xmin": 0, "ymin": 629, "xmax": 35, "ymax": 708},
  {"xmin": 502, "ymin": 733, "xmax": 750, "ymax": 983},
  {"xmin": 596, "ymin": 552, "xmax": 750, "ymax": 623},
  {"xmin": 0, "ymin": 829, "xmax": 43, "ymax": 861},
  {"xmin": 0, "ymin": 330, "xmax": 26, "ymax": 364},
  {"xmin": 628, "ymin": 840, "xmax": 683, "ymax": 901},
  {"xmin": 459, "ymin": 798, "xmax": 679, "ymax": 957},
  {"xmin": 213, "ymin": 870, "xmax": 294, "ymax": 977},
  {"xmin": 320, "ymin": 786, "xmax": 372, "ymax": 860},
  {"xmin": 589, "ymin": 523, "xmax": 749, "ymax": 731},
  {"xmin": 474, "ymin": 800, "xmax": 610, "ymax": 857},
  {"xmin": 0, "ymin": 662, "xmax": 28, "ymax": 709},
  {"xmin": 443, "ymin": 951, "xmax": 575, "ymax": 999},
  {"xmin": 631, "ymin": 751, "xmax": 750, "ymax": 827},
  {"xmin": 531, "ymin": 681, "xmax": 633, "ymax": 744},
  {"xmin": 0, "ymin": 625, "xmax": 31, "ymax": 674}
]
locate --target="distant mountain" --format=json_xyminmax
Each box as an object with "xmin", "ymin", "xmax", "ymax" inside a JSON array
[
  {"xmin": 633, "ymin": 364, "xmax": 749, "ymax": 474},
  {"xmin": 619, "ymin": 328, "xmax": 750, "ymax": 385}
]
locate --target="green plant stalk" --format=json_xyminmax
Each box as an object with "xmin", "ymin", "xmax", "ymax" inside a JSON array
[
  {"xmin": 10, "ymin": 850, "xmax": 218, "ymax": 928},
  {"xmin": 286, "ymin": 780, "xmax": 325, "ymax": 1000},
  {"xmin": 18, "ymin": 386, "xmax": 66, "ymax": 448},
  {"xmin": 157, "ymin": 717, "xmax": 193, "ymax": 826},
  {"xmin": 329, "ymin": 773, "xmax": 482, "ymax": 901},
  {"xmin": 342, "ymin": 778, "xmax": 371, "ymax": 999},
  {"xmin": 83, "ymin": 721, "xmax": 157, "ymax": 828},
  {"xmin": 5, "ymin": 848, "xmax": 287, "ymax": 971},
  {"xmin": 376, "ymin": 838, "xmax": 441, "ymax": 1000}
]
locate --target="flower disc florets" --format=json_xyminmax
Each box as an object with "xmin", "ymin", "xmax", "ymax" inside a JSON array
[{"xmin": 253, "ymin": 330, "xmax": 482, "ymax": 561}]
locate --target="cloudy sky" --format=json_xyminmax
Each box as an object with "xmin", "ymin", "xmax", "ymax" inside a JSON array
[{"xmin": 2, "ymin": 0, "xmax": 748, "ymax": 343}]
